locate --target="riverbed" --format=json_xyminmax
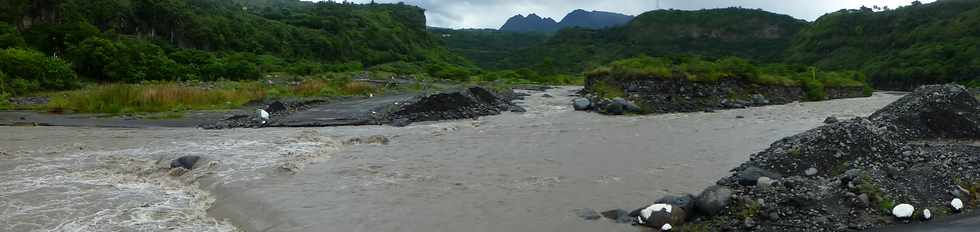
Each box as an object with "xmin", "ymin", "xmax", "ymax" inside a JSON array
[{"xmin": 0, "ymin": 87, "xmax": 904, "ymax": 232}]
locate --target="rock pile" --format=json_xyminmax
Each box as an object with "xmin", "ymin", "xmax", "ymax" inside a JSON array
[
  {"xmin": 384, "ymin": 87, "xmax": 519, "ymax": 126},
  {"xmin": 601, "ymin": 84, "xmax": 980, "ymax": 231}
]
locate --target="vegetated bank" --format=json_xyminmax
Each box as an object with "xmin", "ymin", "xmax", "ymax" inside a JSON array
[
  {"xmin": 579, "ymin": 56, "xmax": 871, "ymax": 114},
  {"xmin": 597, "ymin": 84, "xmax": 980, "ymax": 231},
  {"xmin": 0, "ymin": 0, "xmax": 572, "ymax": 116}
]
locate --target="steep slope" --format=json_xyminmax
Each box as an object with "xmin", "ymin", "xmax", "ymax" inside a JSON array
[
  {"xmin": 558, "ymin": 9, "xmax": 633, "ymax": 29},
  {"xmin": 788, "ymin": 0, "xmax": 980, "ymax": 90},
  {"xmin": 499, "ymin": 14, "xmax": 559, "ymax": 32},
  {"xmin": 0, "ymin": 0, "xmax": 471, "ymax": 88},
  {"xmin": 430, "ymin": 28, "xmax": 550, "ymax": 69},
  {"xmin": 7, "ymin": 0, "xmax": 460, "ymax": 66},
  {"xmin": 500, "ymin": 8, "xmax": 807, "ymax": 74}
]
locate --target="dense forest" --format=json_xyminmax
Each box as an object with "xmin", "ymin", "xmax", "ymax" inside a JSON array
[
  {"xmin": 442, "ymin": 1, "xmax": 979, "ymax": 90},
  {"xmin": 788, "ymin": 0, "xmax": 980, "ymax": 90},
  {"xmin": 0, "ymin": 0, "xmax": 471, "ymax": 97}
]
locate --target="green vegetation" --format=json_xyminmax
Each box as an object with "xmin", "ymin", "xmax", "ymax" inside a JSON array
[
  {"xmin": 0, "ymin": 48, "xmax": 79, "ymax": 95},
  {"xmin": 736, "ymin": 199, "xmax": 763, "ymax": 220},
  {"xmin": 440, "ymin": 1, "xmax": 976, "ymax": 90},
  {"xmin": 788, "ymin": 0, "xmax": 980, "ymax": 90},
  {"xmin": 857, "ymin": 175, "xmax": 896, "ymax": 215},
  {"xmin": 0, "ymin": 0, "xmax": 475, "ymax": 99},
  {"xmin": 44, "ymin": 74, "xmax": 387, "ymax": 114},
  {"xmin": 586, "ymin": 56, "xmax": 868, "ymax": 101},
  {"xmin": 431, "ymin": 28, "xmax": 550, "ymax": 70},
  {"xmin": 452, "ymin": 8, "xmax": 807, "ymax": 76}
]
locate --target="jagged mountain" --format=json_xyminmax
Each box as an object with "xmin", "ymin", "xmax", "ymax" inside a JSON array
[
  {"xmin": 498, "ymin": 14, "xmax": 559, "ymax": 32},
  {"xmin": 499, "ymin": 9, "xmax": 633, "ymax": 33},
  {"xmin": 558, "ymin": 9, "xmax": 634, "ymax": 29},
  {"xmin": 494, "ymin": 8, "xmax": 808, "ymax": 74}
]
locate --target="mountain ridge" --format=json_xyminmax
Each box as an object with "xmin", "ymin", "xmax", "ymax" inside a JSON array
[{"xmin": 499, "ymin": 9, "xmax": 634, "ymax": 33}]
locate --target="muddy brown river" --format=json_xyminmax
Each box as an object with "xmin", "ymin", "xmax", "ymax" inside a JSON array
[{"xmin": 0, "ymin": 87, "xmax": 904, "ymax": 232}]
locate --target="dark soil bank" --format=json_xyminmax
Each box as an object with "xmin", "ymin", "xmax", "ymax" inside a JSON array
[
  {"xmin": 202, "ymin": 86, "xmax": 521, "ymax": 129},
  {"xmin": 612, "ymin": 84, "xmax": 980, "ymax": 231},
  {"xmin": 584, "ymin": 76, "xmax": 867, "ymax": 113}
]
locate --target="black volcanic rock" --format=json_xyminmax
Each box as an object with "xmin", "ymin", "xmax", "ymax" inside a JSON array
[
  {"xmin": 558, "ymin": 9, "xmax": 634, "ymax": 29},
  {"xmin": 499, "ymin": 14, "xmax": 559, "ymax": 32}
]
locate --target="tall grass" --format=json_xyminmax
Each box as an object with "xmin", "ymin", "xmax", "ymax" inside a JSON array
[
  {"xmin": 47, "ymin": 83, "xmax": 266, "ymax": 114},
  {"xmin": 44, "ymin": 78, "xmax": 385, "ymax": 114}
]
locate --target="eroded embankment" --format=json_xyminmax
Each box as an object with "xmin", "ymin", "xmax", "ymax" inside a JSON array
[{"xmin": 583, "ymin": 76, "xmax": 867, "ymax": 114}]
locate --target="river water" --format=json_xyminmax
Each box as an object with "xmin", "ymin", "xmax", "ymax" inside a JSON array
[{"xmin": 0, "ymin": 87, "xmax": 903, "ymax": 232}]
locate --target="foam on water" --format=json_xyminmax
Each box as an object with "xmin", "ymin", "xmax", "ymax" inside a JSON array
[{"xmin": 0, "ymin": 129, "xmax": 345, "ymax": 232}]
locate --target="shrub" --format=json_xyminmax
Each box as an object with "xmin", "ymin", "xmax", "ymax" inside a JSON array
[
  {"xmin": 370, "ymin": 61, "xmax": 425, "ymax": 75},
  {"xmin": 0, "ymin": 22, "xmax": 25, "ymax": 49},
  {"xmin": 202, "ymin": 53, "xmax": 262, "ymax": 81},
  {"xmin": 0, "ymin": 48, "xmax": 78, "ymax": 94},
  {"xmin": 802, "ymin": 79, "xmax": 827, "ymax": 101},
  {"xmin": 67, "ymin": 38, "xmax": 181, "ymax": 82}
]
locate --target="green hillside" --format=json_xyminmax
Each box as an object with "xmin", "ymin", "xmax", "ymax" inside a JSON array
[
  {"xmin": 430, "ymin": 28, "xmax": 549, "ymax": 70},
  {"xmin": 482, "ymin": 8, "xmax": 807, "ymax": 75},
  {"xmin": 787, "ymin": 0, "xmax": 980, "ymax": 90},
  {"xmin": 0, "ymin": 0, "xmax": 469, "ymax": 96}
]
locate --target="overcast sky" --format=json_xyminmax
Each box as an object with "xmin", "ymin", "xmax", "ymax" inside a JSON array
[{"xmin": 340, "ymin": 0, "xmax": 935, "ymax": 29}]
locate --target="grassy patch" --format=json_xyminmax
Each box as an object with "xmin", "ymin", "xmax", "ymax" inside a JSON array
[
  {"xmin": 736, "ymin": 199, "xmax": 762, "ymax": 220},
  {"xmin": 786, "ymin": 148, "xmax": 802, "ymax": 158},
  {"xmin": 857, "ymin": 175, "xmax": 895, "ymax": 215},
  {"xmin": 831, "ymin": 161, "xmax": 850, "ymax": 176},
  {"xmin": 591, "ymin": 81, "xmax": 626, "ymax": 99},
  {"xmin": 679, "ymin": 219, "xmax": 721, "ymax": 232},
  {"xmin": 46, "ymin": 83, "xmax": 266, "ymax": 114},
  {"xmin": 44, "ymin": 76, "xmax": 386, "ymax": 114}
]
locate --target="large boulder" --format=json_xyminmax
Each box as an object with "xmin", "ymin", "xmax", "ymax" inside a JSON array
[
  {"xmin": 734, "ymin": 166, "xmax": 782, "ymax": 186},
  {"xmin": 695, "ymin": 185, "xmax": 732, "ymax": 216},
  {"xmin": 655, "ymin": 194, "xmax": 696, "ymax": 212},
  {"xmin": 170, "ymin": 156, "xmax": 201, "ymax": 170},
  {"xmin": 870, "ymin": 84, "xmax": 980, "ymax": 139},
  {"xmin": 572, "ymin": 98, "xmax": 592, "ymax": 111}
]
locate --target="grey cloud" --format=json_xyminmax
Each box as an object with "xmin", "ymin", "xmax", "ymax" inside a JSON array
[{"xmin": 342, "ymin": 0, "xmax": 934, "ymax": 29}]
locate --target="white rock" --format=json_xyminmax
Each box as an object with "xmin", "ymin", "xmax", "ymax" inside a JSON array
[
  {"xmin": 660, "ymin": 223, "xmax": 672, "ymax": 231},
  {"xmin": 805, "ymin": 167, "xmax": 818, "ymax": 176},
  {"xmin": 952, "ymin": 198, "xmax": 964, "ymax": 211},
  {"xmin": 257, "ymin": 109, "xmax": 270, "ymax": 124},
  {"xmin": 923, "ymin": 209, "xmax": 932, "ymax": 220},
  {"xmin": 638, "ymin": 203, "xmax": 673, "ymax": 224},
  {"xmin": 892, "ymin": 204, "xmax": 914, "ymax": 219}
]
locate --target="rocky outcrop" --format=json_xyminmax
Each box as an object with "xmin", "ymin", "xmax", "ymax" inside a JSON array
[
  {"xmin": 583, "ymin": 76, "xmax": 867, "ymax": 114},
  {"xmin": 605, "ymin": 84, "xmax": 980, "ymax": 231}
]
